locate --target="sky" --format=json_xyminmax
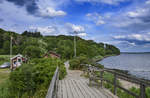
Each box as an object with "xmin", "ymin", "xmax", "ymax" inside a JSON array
[{"xmin": 0, "ymin": 0, "xmax": 150, "ymax": 52}]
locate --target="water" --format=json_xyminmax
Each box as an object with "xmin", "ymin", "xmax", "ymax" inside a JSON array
[{"xmin": 99, "ymin": 53, "xmax": 150, "ymax": 80}]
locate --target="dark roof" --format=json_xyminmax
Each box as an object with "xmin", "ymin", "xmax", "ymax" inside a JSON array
[{"xmin": 44, "ymin": 51, "xmax": 61, "ymax": 57}]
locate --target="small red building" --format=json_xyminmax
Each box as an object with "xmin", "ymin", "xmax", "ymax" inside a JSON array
[
  {"xmin": 10, "ymin": 54, "xmax": 27, "ymax": 70},
  {"xmin": 44, "ymin": 51, "xmax": 61, "ymax": 59}
]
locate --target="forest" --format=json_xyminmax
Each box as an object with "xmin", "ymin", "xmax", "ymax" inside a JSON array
[{"xmin": 0, "ymin": 28, "xmax": 120, "ymax": 59}]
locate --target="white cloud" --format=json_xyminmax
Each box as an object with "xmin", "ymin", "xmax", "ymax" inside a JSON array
[
  {"xmin": 38, "ymin": 7, "xmax": 66, "ymax": 18},
  {"xmin": 86, "ymin": 13, "xmax": 105, "ymax": 25},
  {"xmin": 127, "ymin": 8, "xmax": 148, "ymax": 18},
  {"xmin": 65, "ymin": 23, "xmax": 85, "ymax": 33},
  {"xmin": 113, "ymin": 35, "xmax": 126, "ymax": 39},
  {"xmin": 146, "ymin": 0, "xmax": 150, "ymax": 4},
  {"xmin": 75, "ymin": 0, "xmax": 126, "ymax": 5},
  {"xmin": 77, "ymin": 33, "xmax": 87, "ymax": 36},
  {"xmin": 29, "ymin": 26, "xmax": 59, "ymax": 35},
  {"xmin": 114, "ymin": 33, "xmax": 150, "ymax": 42},
  {"xmin": 29, "ymin": 23, "xmax": 87, "ymax": 36}
]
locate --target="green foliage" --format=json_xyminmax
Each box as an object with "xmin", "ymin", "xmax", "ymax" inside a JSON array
[
  {"xmin": 0, "ymin": 28, "xmax": 120, "ymax": 59},
  {"xmin": 23, "ymin": 46, "xmax": 43, "ymax": 58},
  {"xmin": 22, "ymin": 31, "xmax": 42, "ymax": 38},
  {"xmin": 1, "ymin": 58, "xmax": 67, "ymax": 98},
  {"xmin": 0, "ymin": 55, "xmax": 10, "ymax": 65},
  {"xmin": 69, "ymin": 55, "xmax": 104, "ymax": 70},
  {"xmin": 69, "ymin": 55, "xmax": 90, "ymax": 70},
  {"xmin": 105, "ymin": 44, "xmax": 120, "ymax": 55}
]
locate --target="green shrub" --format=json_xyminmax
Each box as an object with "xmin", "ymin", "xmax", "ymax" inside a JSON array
[
  {"xmin": 7, "ymin": 58, "xmax": 66, "ymax": 98},
  {"xmin": 69, "ymin": 55, "xmax": 90, "ymax": 70}
]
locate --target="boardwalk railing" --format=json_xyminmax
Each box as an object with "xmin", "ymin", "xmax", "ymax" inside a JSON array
[
  {"xmin": 46, "ymin": 67, "xmax": 59, "ymax": 98},
  {"xmin": 85, "ymin": 66, "xmax": 150, "ymax": 98}
]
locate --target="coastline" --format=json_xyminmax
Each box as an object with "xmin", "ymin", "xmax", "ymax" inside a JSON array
[
  {"xmin": 93, "ymin": 54, "xmax": 117, "ymax": 62},
  {"xmin": 93, "ymin": 54, "xmax": 144, "ymax": 90}
]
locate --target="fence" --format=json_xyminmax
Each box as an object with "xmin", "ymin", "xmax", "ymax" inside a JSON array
[
  {"xmin": 46, "ymin": 66, "xmax": 59, "ymax": 98},
  {"xmin": 86, "ymin": 66, "xmax": 150, "ymax": 98}
]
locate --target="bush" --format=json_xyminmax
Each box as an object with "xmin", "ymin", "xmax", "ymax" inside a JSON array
[
  {"xmin": 69, "ymin": 55, "xmax": 90, "ymax": 70},
  {"xmin": 7, "ymin": 58, "xmax": 66, "ymax": 98}
]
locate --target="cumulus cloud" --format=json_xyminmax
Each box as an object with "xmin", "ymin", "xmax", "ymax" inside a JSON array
[
  {"xmin": 86, "ymin": 13, "xmax": 105, "ymax": 25},
  {"xmin": 96, "ymin": 0, "xmax": 150, "ymax": 34},
  {"xmin": 38, "ymin": 7, "xmax": 66, "ymax": 18},
  {"xmin": 65, "ymin": 23, "xmax": 85, "ymax": 33},
  {"xmin": 146, "ymin": 0, "xmax": 150, "ymax": 4},
  {"xmin": 6, "ymin": 0, "xmax": 38, "ymax": 14},
  {"xmin": 77, "ymin": 33, "xmax": 87, "ymax": 36},
  {"xmin": 75, "ymin": 0, "xmax": 126, "ymax": 5},
  {"xmin": 113, "ymin": 33, "xmax": 150, "ymax": 45},
  {"xmin": 29, "ymin": 26, "xmax": 59, "ymax": 35},
  {"xmin": 4, "ymin": 0, "xmax": 67, "ymax": 18},
  {"xmin": 28, "ymin": 23, "xmax": 86, "ymax": 36}
]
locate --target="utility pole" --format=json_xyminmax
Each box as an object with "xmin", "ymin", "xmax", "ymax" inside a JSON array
[
  {"xmin": 74, "ymin": 31, "xmax": 77, "ymax": 57},
  {"xmin": 10, "ymin": 36, "xmax": 12, "ymax": 70}
]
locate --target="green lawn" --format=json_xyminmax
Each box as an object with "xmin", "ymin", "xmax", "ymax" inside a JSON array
[
  {"xmin": 0, "ymin": 55, "xmax": 11, "ymax": 85},
  {"xmin": 0, "ymin": 68, "xmax": 10, "ymax": 85}
]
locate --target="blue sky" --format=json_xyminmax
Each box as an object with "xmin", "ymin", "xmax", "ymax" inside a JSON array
[{"xmin": 0, "ymin": 0, "xmax": 150, "ymax": 52}]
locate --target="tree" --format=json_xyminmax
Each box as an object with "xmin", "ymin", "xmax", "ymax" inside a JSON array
[{"xmin": 23, "ymin": 46, "xmax": 43, "ymax": 58}]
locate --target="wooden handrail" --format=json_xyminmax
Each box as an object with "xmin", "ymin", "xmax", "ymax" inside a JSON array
[
  {"xmin": 86, "ymin": 66, "xmax": 150, "ymax": 98},
  {"xmin": 46, "ymin": 66, "xmax": 59, "ymax": 98}
]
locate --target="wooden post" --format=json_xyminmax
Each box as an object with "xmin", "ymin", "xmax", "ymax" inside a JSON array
[
  {"xmin": 113, "ymin": 73, "xmax": 117, "ymax": 95},
  {"xmin": 100, "ymin": 70, "xmax": 103, "ymax": 88},
  {"xmin": 56, "ymin": 71, "xmax": 59, "ymax": 98},
  {"xmin": 140, "ymin": 83, "xmax": 146, "ymax": 98}
]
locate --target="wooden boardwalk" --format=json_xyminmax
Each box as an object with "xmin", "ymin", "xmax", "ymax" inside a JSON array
[{"xmin": 57, "ymin": 61, "xmax": 117, "ymax": 98}]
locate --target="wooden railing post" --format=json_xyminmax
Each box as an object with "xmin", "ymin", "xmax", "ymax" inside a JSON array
[
  {"xmin": 100, "ymin": 70, "xmax": 104, "ymax": 88},
  {"xmin": 55, "ymin": 70, "xmax": 59, "ymax": 98},
  {"xmin": 46, "ymin": 67, "xmax": 59, "ymax": 98},
  {"xmin": 140, "ymin": 83, "xmax": 146, "ymax": 98},
  {"xmin": 113, "ymin": 73, "xmax": 117, "ymax": 95}
]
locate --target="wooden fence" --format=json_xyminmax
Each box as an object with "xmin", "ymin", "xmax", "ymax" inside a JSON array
[
  {"xmin": 86, "ymin": 66, "xmax": 150, "ymax": 98},
  {"xmin": 46, "ymin": 67, "xmax": 59, "ymax": 98}
]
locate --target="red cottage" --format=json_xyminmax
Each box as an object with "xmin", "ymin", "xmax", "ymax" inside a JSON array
[{"xmin": 10, "ymin": 54, "xmax": 27, "ymax": 70}]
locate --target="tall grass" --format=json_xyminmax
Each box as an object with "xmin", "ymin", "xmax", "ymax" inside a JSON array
[{"xmin": 0, "ymin": 55, "xmax": 11, "ymax": 65}]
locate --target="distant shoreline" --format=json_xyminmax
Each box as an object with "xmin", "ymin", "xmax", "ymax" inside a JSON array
[{"xmin": 121, "ymin": 52, "xmax": 150, "ymax": 54}]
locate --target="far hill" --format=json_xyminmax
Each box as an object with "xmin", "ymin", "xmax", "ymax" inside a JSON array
[{"xmin": 0, "ymin": 28, "xmax": 120, "ymax": 59}]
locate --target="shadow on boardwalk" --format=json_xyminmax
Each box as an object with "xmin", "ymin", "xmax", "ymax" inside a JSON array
[{"xmin": 57, "ymin": 61, "xmax": 118, "ymax": 98}]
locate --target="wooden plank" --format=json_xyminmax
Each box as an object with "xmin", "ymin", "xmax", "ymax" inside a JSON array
[
  {"xmin": 76, "ymin": 80, "xmax": 90, "ymax": 98},
  {"xmin": 57, "ymin": 81, "xmax": 61, "ymax": 98},
  {"xmin": 83, "ymin": 79, "xmax": 108, "ymax": 98},
  {"xmin": 79, "ymin": 79, "xmax": 100, "ymax": 98},
  {"xmin": 62, "ymin": 80, "xmax": 68, "ymax": 98},
  {"xmin": 64, "ymin": 79, "xmax": 74, "ymax": 98},
  {"xmin": 71, "ymin": 79, "xmax": 85, "ymax": 98},
  {"xmin": 68, "ymin": 79, "xmax": 79, "ymax": 98},
  {"xmin": 78, "ymin": 79, "xmax": 94, "ymax": 98}
]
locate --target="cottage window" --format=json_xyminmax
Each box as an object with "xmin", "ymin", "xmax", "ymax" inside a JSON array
[{"xmin": 18, "ymin": 59, "xmax": 21, "ymax": 62}]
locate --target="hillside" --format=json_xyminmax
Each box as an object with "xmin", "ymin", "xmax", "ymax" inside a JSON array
[{"xmin": 0, "ymin": 28, "xmax": 120, "ymax": 59}]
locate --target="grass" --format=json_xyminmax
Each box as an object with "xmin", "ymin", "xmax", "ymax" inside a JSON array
[
  {"xmin": 0, "ymin": 55, "xmax": 11, "ymax": 84},
  {"xmin": 0, "ymin": 68, "xmax": 10, "ymax": 85},
  {"xmin": 0, "ymin": 55, "xmax": 11, "ymax": 85},
  {"xmin": 0, "ymin": 55, "xmax": 11, "ymax": 65}
]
